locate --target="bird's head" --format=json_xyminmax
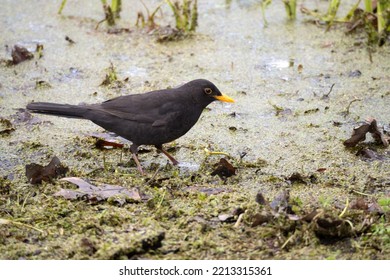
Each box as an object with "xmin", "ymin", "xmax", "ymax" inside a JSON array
[{"xmin": 185, "ymin": 79, "xmax": 235, "ymax": 106}]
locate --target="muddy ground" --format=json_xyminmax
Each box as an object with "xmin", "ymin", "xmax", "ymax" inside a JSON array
[{"xmin": 0, "ymin": 0, "xmax": 389, "ymax": 259}]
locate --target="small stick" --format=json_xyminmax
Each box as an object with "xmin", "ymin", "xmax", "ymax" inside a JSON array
[
  {"xmin": 322, "ymin": 83, "xmax": 335, "ymax": 99},
  {"xmin": 344, "ymin": 98, "xmax": 362, "ymax": 116},
  {"xmin": 352, "ymin": 190, "xmax": 374, "ymax": 197},
  {"xmin": 0, "ymin": 218, "xmax": 45, "ymax": 234},
  {"xmin": 204, "ymin": 148, "xmax": 231, "ymax": 158},
  {"xmin": 233, "ymin": 211, "xmax": 246, "ymax": 228},
  {"xmin": 281, "ymin": 231, "xmax": 296, "ymax": 249},
  {"xmin": 339, "ymin": 197, "xmax": 349, "ymax": 218}
]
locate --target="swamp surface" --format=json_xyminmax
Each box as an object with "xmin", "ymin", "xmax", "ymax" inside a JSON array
[{"xmin": 0, "ymin": 0, "xmax": 389, "ymax": 259}]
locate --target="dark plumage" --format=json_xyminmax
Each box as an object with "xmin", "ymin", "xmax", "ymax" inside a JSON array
[{"xmin": 26, "ymin": 79, "xmax": 234, "ymax": 174}]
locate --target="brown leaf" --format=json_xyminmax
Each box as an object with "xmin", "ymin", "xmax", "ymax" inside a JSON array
[
  {"xmin": 88, "ymin": 132, "xmax": 126, "ymax": 149},
  {"xmin": 26, "ymin": 156, "xmax": 68, "ymax": 184},
  {"xmin": 344, "ymin": 118, "xmax": 389, "ymax": 147},
  {"xmin": 11, "ymin": 45, "xmax": 34, "ymax": 64},
  {"xmin": 211, "ymin": 158, "xmax": 236, "ymax": 178},
  {"xmin": 350, "ymin": 198, "xmax": 369, "ymax": 210},
  {"xmin": 367, "ymin": 118, "xmax": 389, "ymax": 147},
  {"xmin": 255, "ymin": 192, "xmax": 268, "ymax": 206},
  {"xmin": 251, "ymin": 212, "xmax": 271, "ymax": 227},
  {"xmin": 344, "ymin": 123, "xmax": 370, "ymax": 147},
  {"xmin": 316, "ymin": 168, "xmax": 327, "ymax": 173},
  {"xmin": 286, "ymin": 172, "xmax": 307, "ymax": 184},
  {"xmin": 356, "ymin": 148, "xmax": 385, "ymax": 160},
  {"xmin": 55, "ymin": 177, "xmax": 141, "ymax": 204}
]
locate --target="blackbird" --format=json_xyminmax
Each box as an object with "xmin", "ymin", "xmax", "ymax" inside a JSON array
[{"xmin": 27, "ymin": 79, "xmax": 234, "ymax": 174}]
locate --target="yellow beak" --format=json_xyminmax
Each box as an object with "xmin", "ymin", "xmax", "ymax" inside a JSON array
[{"xmin": 214, "ymin": 94, "xmax": 235, "ymax": 103}]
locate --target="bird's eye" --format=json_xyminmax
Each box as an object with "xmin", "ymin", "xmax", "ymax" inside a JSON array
[{"xmin": 204, "ymin": 88, "xmax": 213, "ymax": 95}]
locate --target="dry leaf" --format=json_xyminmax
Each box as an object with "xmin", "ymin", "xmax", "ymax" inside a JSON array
[
  {"xmin": 344, "ymin": 118, "xmax": 389, "ymax": 147},
  {"xmin": 11, "ymin": 45, "xmax": 34, "ymax": 64},
  {"xmin": 255, "ymin": 192, "xmax": 268, "ymax": 206},
  {"xmin": 26, "ymin": 156, "xmax": 68, "ymax": 184},
  {"xmin": 55, "ymin": 177, "xmax": 141, "ymax": 204},
  {"xmin": 211, "ymin": 158, "xmax": 236, "ymax": 178}
]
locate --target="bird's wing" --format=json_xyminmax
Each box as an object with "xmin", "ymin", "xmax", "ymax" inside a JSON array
[
  {"xmin": 94, "ymin": 91, "xmax": 185, "ymax": 124},
  {"xmin": 151, "ymin": 111, "xmax": 182, "ymax": 127}
]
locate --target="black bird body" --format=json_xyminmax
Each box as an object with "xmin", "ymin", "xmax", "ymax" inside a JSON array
[{"xmin": 27, "ymin": 79, "xmax": 234, "ymax": 174}]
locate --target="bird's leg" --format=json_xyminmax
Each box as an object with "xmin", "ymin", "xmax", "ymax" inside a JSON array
[
  {"xmin": 155, "ymin": 145, "xmax": 179, "ymax": 165},
  {"xmin": 130, "ymin": 144, "xmax": 144, "ymax": 175},
  {"xmin": 131, "ymin": 153, "xmax": 144, "ymax": 175}
]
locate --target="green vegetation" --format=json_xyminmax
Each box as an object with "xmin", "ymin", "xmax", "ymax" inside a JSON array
[
  {"xmin": 282, "ymin": 0, "xmax": 297, "ymax": 20},
  {"xmin": 260, "ymin": 0, "xmax": 272, "ymax": 26},
  {"xmin": 100, "ymin": 62, "xmax": 122, "ymax": 87},
  {"xmin": 302, "ymin": 0, "xmax": 390, "ymax": 46},
  {"xmin": 166, "ymin": 0, "xmax": 198, "ymax": 32},
  {"xmin": 261, "ymin": 0, "xmax": 297, "ymax": 24},
  {"xmin": 136, "ymin": 1, "xmax": 164, "ymax": 29},
  {"xmin": 260, "ymin": 1, "xmax": 389, "ymax": 46},
  {"xmin": 56, "ymin": 1, "xmax": 388, "ymax": 46},
  {"xmin": 101, "ymin": 0, "xmax": 122, "ymax": 26},
  {"xmin": 58, "ymin": 0, "xmax": 122, "ymax": 26}
]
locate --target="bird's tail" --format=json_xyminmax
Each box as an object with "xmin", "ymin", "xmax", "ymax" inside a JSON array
[{"xmin": 26, "ymin": 102, "xmax": 88, "ymax": 119}]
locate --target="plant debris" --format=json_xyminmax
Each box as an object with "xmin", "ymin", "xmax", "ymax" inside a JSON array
[
  {"xmin": 255, "ymin": 192, "xmax": 268, "ymax": 206},
  {"xmin": 89, "ymin": 132, "xmax": 125, "ymax": 150},
  {"xmin": 251, "ymin": 191, "xmax": 379, "ymax": 242},
  {"xmin": 210, "ymin": 158, "xmax": 236, "ymax": 179},
  {"xmin": 36, "ymin": 43, "xmax": 44, "ymax": 58},
  {"xmin": 350, "ymin": 198, "xmax": 369, "ymax": 210},
  {"xmin": 26, "ymin": 156, "xmax": 68, "ymax": 184},
  {"xmin": 356, "ymin": 148, "xmax": 385, "ymax": 161},
  {"xmin": 348, "ymin": 69, "xmax": 362, "ymax": 78},
  {"xmin": 0, "ymin": 118, "xmax": 15, "ymax": 135},
  {"xmin": 154, "ymin": 25, "xmax": 186, "ymax": 43},
  {"xmin": 344, "ymin": 118, "xmax": 389, "ymax": 147},
  {"xmin": 65, "ymin": 35, "xmax": 76, "ymax": 44},
  {"xmin": 35, "ymin": 80, "xmax": 52, "ymax": 89},
  {"xmin": 100, "ymin": 62, "xmax": 125, "ymax": 88},
  {"xmin": 286, "ymin": 172, "xmax": 307, "ymax": 184},
  {"xmin": 269, "ymin": 190, "xmax": 290, "ymax": 212},
  {"xmin": 269, "ymin": 102, "xmax": 293, "ymax": 117},
  {"xmin": 55, "ymin": 177, "xmax": 142, "ymax": 205},
  {"xmin": 107, "ymin": 27, "xmax": 131, "ymax": 34},
  {"xmin": 11, "ymin": 45, "xmax": 34, "ymax": 65},
  {"xmin": 10, "ymin": 109, "xmax": 49, "ymax": 126}
]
